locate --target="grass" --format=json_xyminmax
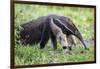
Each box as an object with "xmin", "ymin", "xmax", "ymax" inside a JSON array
[
  {"xmin": 15, "ymin": 44, "xmax": 94, "ymax": 65},
  {"xmin": 14, "ymin": 4, "xmax": 95, "ymax": 65}
]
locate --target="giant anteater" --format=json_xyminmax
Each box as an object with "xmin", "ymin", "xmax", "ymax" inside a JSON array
[{"xmin": 19, "ymin": 14, "xmax": 88, "ymax": 51}]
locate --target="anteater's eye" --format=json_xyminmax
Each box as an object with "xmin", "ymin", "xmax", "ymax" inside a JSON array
[
  {"xmin": 59, "ymin": 36, "xmax": 62, "ymax": 40},
  {"xmin": 59, "ymin": 36, "xmax": 66, "ymax": 41}
]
